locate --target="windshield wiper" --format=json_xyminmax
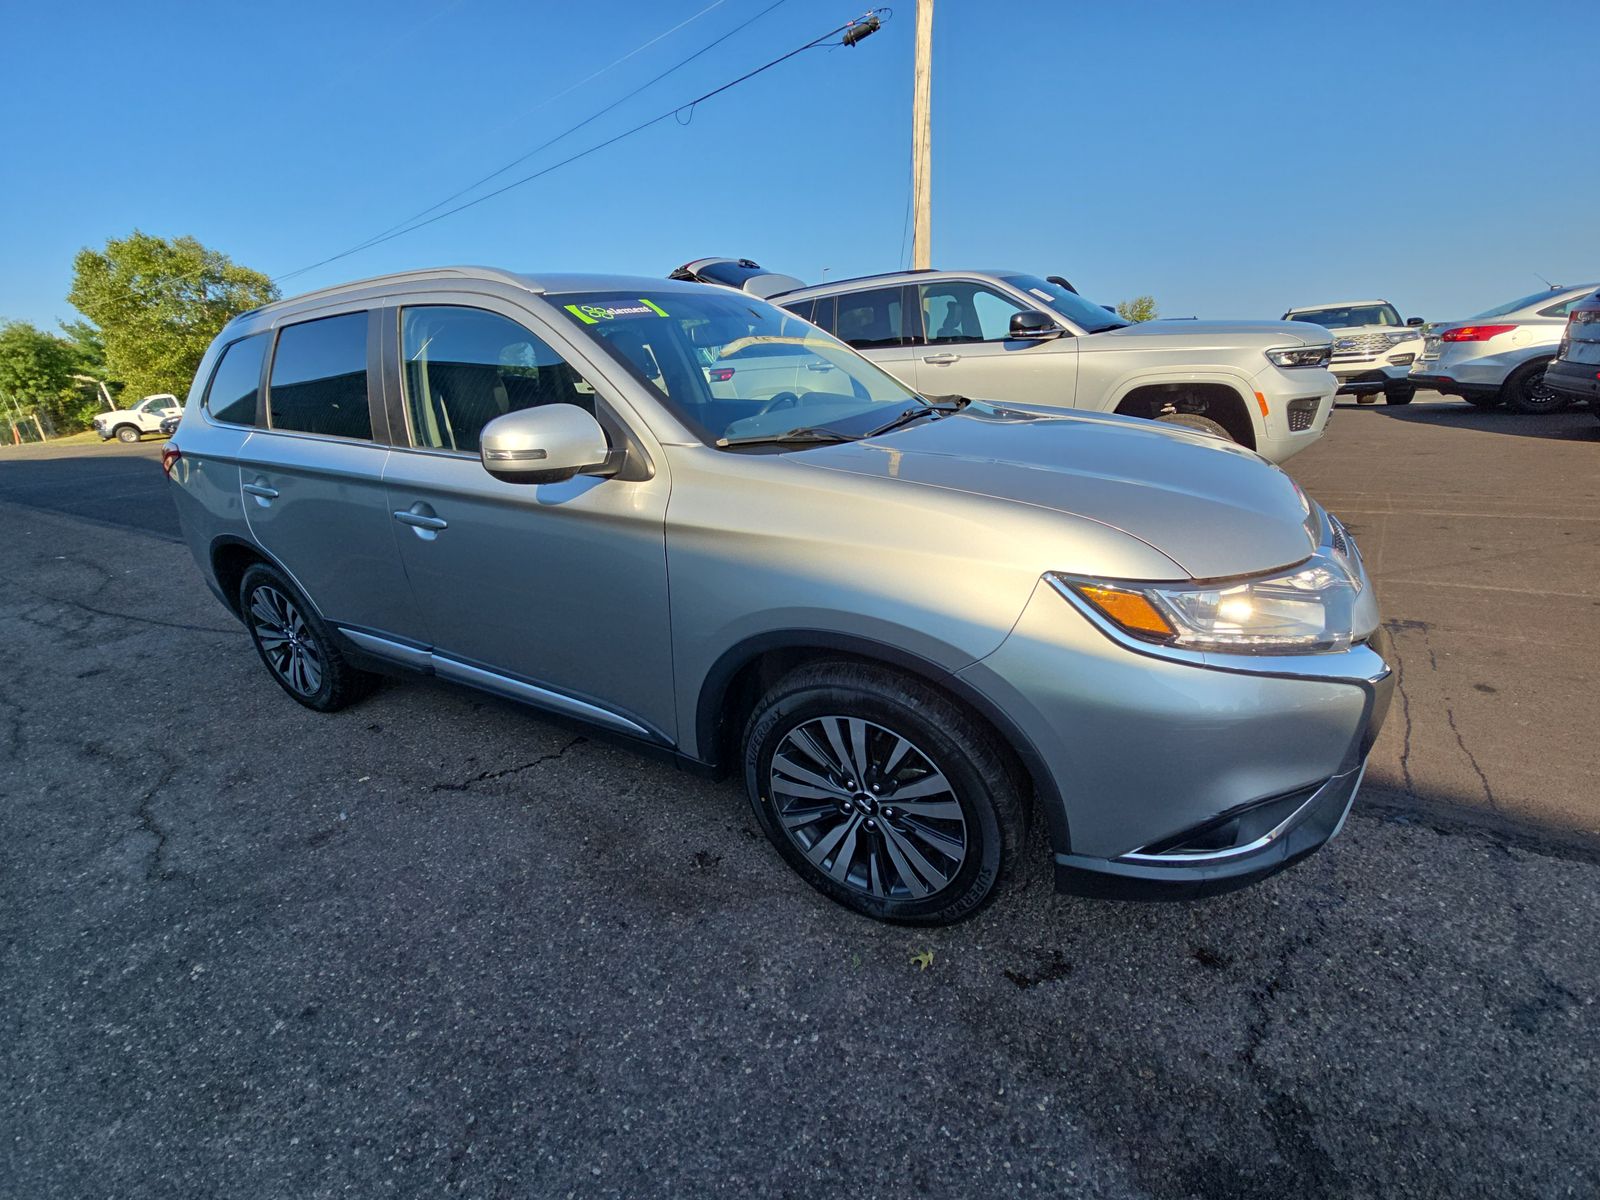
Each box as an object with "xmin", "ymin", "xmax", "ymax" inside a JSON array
[
  {"xmin": 865, "ymin": 396, "xmax": 968, "ymax": 438},
  {"xmin": 715, "ymin": 427, "xmax": 856, "ymax": 448}
]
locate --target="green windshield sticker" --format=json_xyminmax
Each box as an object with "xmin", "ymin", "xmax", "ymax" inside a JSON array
[{"xmin": 564, "ymin": 299, "xmax": 668, "ymax": 324}]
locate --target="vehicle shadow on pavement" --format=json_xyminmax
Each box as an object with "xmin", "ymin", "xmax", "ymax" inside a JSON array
[{"xmin": 1334, "ymin": 399, "xmax": 1600, "ymax": 443}]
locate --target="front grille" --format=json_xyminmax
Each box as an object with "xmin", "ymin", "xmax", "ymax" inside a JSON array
[
  {"xmin": 1332, "ymin": 331, "xmax": 1409, "ymax": 361},
  {"xmin": 1287, "ymin": 397, "xmax": 1320, "ymax": 431}
]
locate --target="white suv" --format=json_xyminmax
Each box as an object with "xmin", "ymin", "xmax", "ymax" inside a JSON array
[
  {"xmin": 1282, "ymin": 300, "xmax": 1425, "ymax": 405},
  {"xmin": 685, "ymin": 265, "xmax": 1337, "ymax": 464},
  {"xmin": 93, "ymin": 394, "xmax": 183, "ymax": 443}
]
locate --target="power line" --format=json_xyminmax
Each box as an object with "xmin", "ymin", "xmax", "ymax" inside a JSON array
[
  {"xmin": 324, "ymin": 0, "xmax": 790, "ymax": 272},
  {"xmin": 276, "ymin": 8, "xmax": 885, "ymax": 285}
]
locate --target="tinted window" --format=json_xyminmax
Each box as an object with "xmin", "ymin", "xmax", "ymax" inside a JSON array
[
  {"xmin": 401, "ymin": 307, "xmax": 596, "ymax": 453},
  {"xmin": 920, "ymin": 281, "xmax": 1029, "ymax": 343},
  {"xmin": 1285, "ymin": 304, "xmax": 1401, "ymax": 328},
  {"xmin": 834, "ymin": 287, "xmax": 913, "ymax": 349},
  {"xmin": 999, "ymin": 274, "xmax": 1127, "ymax": 333},
  {"xmin": 1539, "ymin": 292, "xmax": 1597, "ymax": 319},
  {"xmin": 268, "ymin": 313, "xmax": 371, "ymax": 440},
  {"xmin": 782, "ymin": 298, "xmax": 815, "ymax": 324},
  {"xmin": 205, "ymin": 335, "xmax": 267, "ymax": 425}
]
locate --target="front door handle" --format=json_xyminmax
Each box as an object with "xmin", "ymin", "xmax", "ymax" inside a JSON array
[
  {"xmin": 922, "ymin": 353, "xmax": 961, "ymax": 366},
  {"xmin": 243, "ymin": 481, "xmax": 279, "ymax": 501},
  {"xmin": 394, "ymin": 510, "xmax": 448, "ymax": 531}
]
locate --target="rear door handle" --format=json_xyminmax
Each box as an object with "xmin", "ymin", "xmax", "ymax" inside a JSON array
[
  {"xmin": 922, "ymin": 353, "xmax": 961, "ymax": 366},
  {"xmin": 806, "ymin": 361, "xmax": 834, "ymax": 372},
  {"xmin": 242, "ymin": 481, "xmax": 279, "ymax": 500}
]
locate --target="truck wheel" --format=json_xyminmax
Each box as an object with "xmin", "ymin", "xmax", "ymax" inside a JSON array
[
  {"xmin": 1155, "ymin": 413, "xmax": 1231, "ymax": 440},
  {"xmin": 742, "ymin": 660, "xmax": 1026, "ymax": 925},
  {"xmin": 1384, "ymin": 385, "xmax": 1416, "ymax": 405},
  {"xmin": 1501, "ymin": 359, "xmax": 1570, "ymax": 414},
  {"xmin": 114, "ymin": 425, "xmax": 141, "ymax": 443}
]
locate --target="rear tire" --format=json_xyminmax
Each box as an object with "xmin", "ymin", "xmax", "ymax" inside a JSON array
[
  {"xmin": 1384, "ymin": 385, "xmax": 1416, "ymax": 405},
  {"xmin": 114, "ymin": 425, "xmax": 141, "ymax": 443},
  {"xmin": 742, "ymin": 660, "xmax": 1026, "ymax": 925},
  {"xmin": 1462, "ymin": 393, "xmax": 1502, "ymax": 408},
  {"xmin": 239, "ymin": 563, "xmax": 375, "ymax": 712},
  {"xmin": 1501, "ymin": 359, "xmax": 1570, "ymax": 414},
  {"xmin": 1155, "ymin": 412, "xmax": 1231, "ymax": 440}
]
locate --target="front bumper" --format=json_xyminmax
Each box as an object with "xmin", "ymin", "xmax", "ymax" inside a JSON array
[
  {"xmin": 1332, "ymin": 361, "xmax": 1413, "ymax": 393},
  {"xmin": 957, "ymin": 566, "xmax": 1393, "ymax": 900}
]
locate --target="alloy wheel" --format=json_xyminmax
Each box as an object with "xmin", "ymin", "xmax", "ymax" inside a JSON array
[
  {"xmin": 768, "ymin": 715, "xmax": 968, "ymax": 900},
  {"xmin": 249, "ymin": 585, "xmax": 324, "ymax": 697}
]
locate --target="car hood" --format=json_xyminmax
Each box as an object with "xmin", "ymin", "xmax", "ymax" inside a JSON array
[
  {"xmin": 1085, "ymin": 319, "xmax": 1330, "ymax": 351},
  {"xmin": 1323, "ymin": 323, "xmax": 1423, "ymax": 338},
  {"xmin": 793, "ymin": 406, "xmax": 1317, "ymax": 580}
]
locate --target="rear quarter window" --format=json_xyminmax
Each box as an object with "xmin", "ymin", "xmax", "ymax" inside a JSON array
[{"xmin": 204, "ymin": 334, "xmax": 268, "ymax": 426}]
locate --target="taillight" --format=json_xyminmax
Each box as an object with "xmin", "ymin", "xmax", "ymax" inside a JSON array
[
  {"xmin": 161, "ymin": 443, "xmax": 182, "ymax": 476},
  {"xmin": 707, "ymin": 367, "xmax": 735, "ymax": 382},
  {"xmin": 1440, "ymin": 324, "xmax": 1515, "ymax": 342}
]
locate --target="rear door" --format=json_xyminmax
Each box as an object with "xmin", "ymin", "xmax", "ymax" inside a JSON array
[
  {"xmin": 240, "ymin": 308, "xmax": 423, "ymax": 638},
  {"xmin": 824, "ymin": 286, "xmax": 923, "ymax": 392},
  {"xmin": 911, "ymin": 279, "xmax": 1078, "ymax": 406}
]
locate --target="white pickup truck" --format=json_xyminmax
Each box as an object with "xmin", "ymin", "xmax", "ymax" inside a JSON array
[{"xmin": 93, "ymin": 394, "xmax": 183, "ymax": 443}]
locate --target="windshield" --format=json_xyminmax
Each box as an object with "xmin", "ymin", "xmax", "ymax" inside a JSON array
[
  {"xmin": 556, "ymin": 290, "xmax": 925, "ymax": 446},
  {"xmin": 1286, "ymin": 304, "xmax": 1401, "ymax": 328},
  {"xmin": 999, "ymin": 274, "xmax": 1129, "ymax": 333}
]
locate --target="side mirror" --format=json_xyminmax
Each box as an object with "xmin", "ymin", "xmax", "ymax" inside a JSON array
[
  {"xmin": 1008, "ymin": 310, "xmax": 1064, "ymax": 340},
  {"xmin": 1406, "ymin": 316, "xmax": 1424, "ymax": 327},
  {"xmin": 479, "ymin": 404, "xmax": 622, "ymax": 485}
]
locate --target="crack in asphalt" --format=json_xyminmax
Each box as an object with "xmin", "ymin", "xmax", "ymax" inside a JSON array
[
  {"xmin": 133, "ymin": 754, "xmax": 182, "ymax": 883},
  {"xmin": 431, "ymin": 736, "xmax": 588, "ymax": 792}
]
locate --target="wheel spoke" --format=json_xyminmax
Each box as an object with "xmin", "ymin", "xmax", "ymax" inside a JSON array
[
  {"xmin": 882, "ymin": 822, "xmax": 949, "ymax": 893},
  {"xmin": 879, "ymin": 826, "xmax": 932, "ymax": 898},
  {"xmin": 821, "ymin": 719, "xmax": 855, "ymax": 783},
  {"xmin": 778, "ymin": 802, "xmax": 837, "ymax": 829},
  {"xmin": 791, "ymin": 725, "xmax": 844, "ymax": 776},
  {"xmin": 890, "ymin": 773, "xmax": 954, "ymax": 801},
  {"xmin": 805, "ymin": 813, "xmax": 860, "ymax": 868},
  {"xmin": 894, "ymin": 798, "xmax": 963, "ymax": 820},
  {"xmin": 255, "ymin": 629, "xmax": 290, "ymax": 650},
  {"xmin": 772, "ymin": 754, "xmax": 849, "ymax": 797},
  {"xmin": 249, "ymin": 594, "xmax": 280, "ymax": 628},
  {"xmin": 901, "ymin": 818, "xmax": 965, "ymax": 862},
  {"xmin": 880, "ymin": 734, "xmax": 913, "ymax": 778},
  {"xmin": 827, "ymin": 820, "xmax": 863, "ymax": 883},
  {"xmin": 846, "ymin": 718, "xmax": 871, "ymax": 782}
]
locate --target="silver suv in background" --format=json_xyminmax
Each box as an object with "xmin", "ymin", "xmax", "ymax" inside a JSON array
[
  {"xmin": 678, "ymin": 260, "xmax": 1336, "ymax": 463},
  {"xmin": 165, "ymin": 268, "xmax": 1390, "ymax": 925},
  {"xmin": 1282, "ymin": 300, "xmax": 1425, "ymax": 405},
  {"xmin": 1410, "ymin": 283, "xmax": 1600, "ymax": 413}
]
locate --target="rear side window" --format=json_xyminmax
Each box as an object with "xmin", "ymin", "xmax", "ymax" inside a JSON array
[
  {"xmin": 205, "ymin": 334, "xmax": 267, "ymax": 425},
  {"xmin": 401, "ymin": 306, "xmax": 596, "ymax": 453},
  {"xmin": 834, "ymin": 287, "xmax": 913, "ymax": 349},
  {"xmin": 268, "ymin": 313, "xmax": 372, "ymax": 440},
  {"xmin": 1540, "ymin": 294, "xmax": 1595, "ymax": 319}
]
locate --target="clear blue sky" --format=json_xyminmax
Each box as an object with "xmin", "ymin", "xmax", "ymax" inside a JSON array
[{"xmin": 3, "ymin": 0, "xmax": 1595, "ymax": 332}]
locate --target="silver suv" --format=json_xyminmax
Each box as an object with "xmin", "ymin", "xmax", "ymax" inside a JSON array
[
  {"xmin": 165, "ymin": 268, "xmax": 1392, "ymax": 924},
  {"xmin": 748, "ymin": 267, "xmax": 1337, "ymax": 463}
]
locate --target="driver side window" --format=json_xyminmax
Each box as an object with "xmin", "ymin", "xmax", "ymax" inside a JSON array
[
  {"xmin": 400, "ymin": 306, "xmax": 597, "ymax": 453},
  {"xmin": 918, "ymin": 282, "xmax": 1028, "ymax": 344}
]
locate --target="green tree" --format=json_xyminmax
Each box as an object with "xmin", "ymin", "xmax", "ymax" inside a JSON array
[
  {"xmin": 67, "ymin": 231, "xmax": 278, "ymax": 401},
  {"xmin": 1116, "ymin": 295, "xmax": 1159, "ymax": 323},
  {"xmin": 0, "ymin": 320, "xmax": 88, "ymax": 429}
]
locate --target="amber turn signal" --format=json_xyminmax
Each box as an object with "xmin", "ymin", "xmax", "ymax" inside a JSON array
[{"xmin": 1072, "ymin": 583, "xmax": 1176, "ymax": 640}]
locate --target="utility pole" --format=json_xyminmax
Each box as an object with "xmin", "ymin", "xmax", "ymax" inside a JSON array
[{"xmin": 910, "ymin": 0, "xmax": 933, "ymax": 269}]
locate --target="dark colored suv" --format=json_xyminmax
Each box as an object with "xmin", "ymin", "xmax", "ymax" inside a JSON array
[{"xmin": 1545, "ymin": 290, "xmax": 1600, "ymax": 417}]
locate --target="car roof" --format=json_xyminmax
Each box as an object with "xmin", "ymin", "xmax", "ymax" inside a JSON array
[
  {"xmin": 238, "ymin": 267, "xmax": 717, "ymax": 324},
  {"xmin": 777, "ymin": 267, "xmax": 1028, "ymax": 300},
  {"xmin": 1284, "ymin": 300, "xmax": 1395, "ymax": 312}
]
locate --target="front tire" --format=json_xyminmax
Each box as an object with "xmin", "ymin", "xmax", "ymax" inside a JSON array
[
  {"xmin": 742, "ymin": 661, "xmax": 1026, "ymax": 925},
  {"xmin": 1155, "ymin": 412, "xmax": 1231, "ymax": 440},
  {"xmin": 1501, "ymin": 359, "xmax": 1570, "ymax": 414},
  {"xmin": 1384, "ymin": 384, "xmax": 1416, "ymax": 405},
  {"xmin": 239, "ymin": 563, "xmax": 375, "ymax": 712},
  {"xmin": 114, "ymin": 425, "xmax": 141, "ymax": 443}
]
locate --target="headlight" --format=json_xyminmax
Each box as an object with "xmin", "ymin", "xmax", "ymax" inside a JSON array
[
  {"xmin": 1385, "ymin": 329, "xmax": 1421, "ymax": 346},
  {"xmin": 1266, "ymin": 345, "xmax": 1332, "ymax": 368},
  {"xmin": 1054, "ymin": 547, "xmax": 1373, "ymax": 654}
]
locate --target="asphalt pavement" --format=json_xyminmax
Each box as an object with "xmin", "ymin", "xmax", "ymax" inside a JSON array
[{"xmin": 2, "ymin": 400, "xmax": 1597, "ymax": 1199}]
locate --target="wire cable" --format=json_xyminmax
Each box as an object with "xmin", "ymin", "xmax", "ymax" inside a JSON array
[
  {"xmin": 320, "ymin": 0, "xmax": 780, "ymax": 270},
  {"xmin": 276, "ymin": 8, "xmax": 884, "ymax": 284}
]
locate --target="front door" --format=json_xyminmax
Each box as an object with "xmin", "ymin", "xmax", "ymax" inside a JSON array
[
  {"xmin": 379, "ymin": 302, "xmax": 676, "ymax": 743},
  {"xmin": 911, "ymin": 279, "xmax": 1079, "ymax": 407}
]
